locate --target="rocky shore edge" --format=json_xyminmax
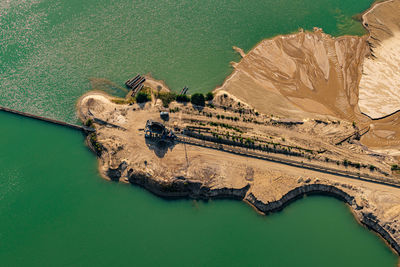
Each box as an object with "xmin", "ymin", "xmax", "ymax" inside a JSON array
[
  {"xmin": 246, "ymin": 184, "xmax": 400, "ymax": 255},
  {"xmin": 113, "ymin": 166, "xmax": 400, "ymax": 256},
  {"xmin": 78, "ymin": 0, "xmax": 400, "ymax": 257}
]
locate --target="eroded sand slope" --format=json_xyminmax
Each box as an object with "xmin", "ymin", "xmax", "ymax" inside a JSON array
[
  {"xmin": 359, "ymin": 0, "xmax": 400, "ymax": 118},
  {"xmin": 217, "ymin": 0, "xmax": 400, "ymax": 150},
  {"xmin": 217, "ymin": 28, "xmax": 369, "ymax": 122}
]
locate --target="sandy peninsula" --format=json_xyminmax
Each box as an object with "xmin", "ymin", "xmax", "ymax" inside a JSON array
[{"xmin": 77, "ymin": 0, "xmax": 400, "ymax": 258}]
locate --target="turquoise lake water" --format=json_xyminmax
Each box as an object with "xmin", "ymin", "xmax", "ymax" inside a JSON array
[{"xmin": 0, "ymin": 0, "xmax": 398, "ymax": 266}]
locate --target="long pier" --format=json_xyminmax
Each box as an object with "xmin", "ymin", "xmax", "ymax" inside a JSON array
[{"xmin": 0, "ymin": 106, "xmax": 95, "ymax": 133}]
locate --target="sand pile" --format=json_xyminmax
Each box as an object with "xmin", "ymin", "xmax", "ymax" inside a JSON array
[{"xmin": 359, "ymin": 0, "xmax": 400, "ymax": 118}]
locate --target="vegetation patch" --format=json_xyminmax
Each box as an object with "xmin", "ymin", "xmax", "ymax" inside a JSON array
[
  {"xmin": 111, "ymin": 97, "xmax": 135, "ymax": 105},
  {"xmin": 392, "ymin": 165, "xmax": 400, "ymax": 172},
  {"xmin": 156, "ymin": 92, "xmax": 176, "ymax": 107},
  {"xmin": 136, "ymin": 92, "xmax": 151, "ymax": 103},
  {"xmin": 85, "ymin": 118, "xmax": 93, "ymax": 127},
  {"xmin": 169, "ymin": 107, "xmax": 180, "ymax": 113},
  {"xmin": 205, "ymin": 92, "xmax": 214, "ymax": 101},
  {"xmin": 191, "ymin": 93, "xmax": 205, "ymax": 107},
  {"xmin": 176, "ymin": 94, "xmax": 190, "ymax": 103},
  {"xmin": 89, "ymin": 133, "xmax": 104, "ymax": 156},
  {"xmin": 209, "ymin": 121, "xmax": 242, "ymax": 133}
]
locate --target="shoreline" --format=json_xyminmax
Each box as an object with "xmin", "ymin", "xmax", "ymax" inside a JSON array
[
  {"xmin": 361, "ymin": 0, "xmax": 393, "ymax": 25},
  {"xmin": 76, "ymin": 0, "xmax": 400, "ymax": 260},
  {"xmin": 125, "ymin": 167, "xmax": 400, "ymax": 257},
  {"xmin": 98, "ymin": 149, "xmax": 400, "ymax": 256},
  {"xmin": 78, "ymin": 89, "xmax": 400, "ymax": 258},
  {"xmin": 246, "ymin": 184, "xmax": 400, "ymax": 256}
]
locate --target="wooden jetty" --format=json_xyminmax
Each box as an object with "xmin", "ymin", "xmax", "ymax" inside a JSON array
[
  {"xmin": 125, "ymin": 74, "xmax": 140, "ymax": 87},
  {"xmin": 0, "ymin": 106, "xmax": 95, "ymax": 133},
  {"xmin": 125, "ymin": 74, "xmax": 146, "ymax": 97},
  {"xmin": 132, "ymin": 83, "xmax": 144, "ymax": 96},
  {"xmin": 179, "ymin": 86, "xmax": 189, "ymax": 95}
]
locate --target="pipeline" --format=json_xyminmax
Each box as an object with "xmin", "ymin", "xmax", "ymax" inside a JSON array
[
  {"xmin": 0, "ymin": 106, "xmax": 95, "ymax": 133},
  {"xmin": 125, "ymin": 74, "xmax": 140, "ymax": 87}
]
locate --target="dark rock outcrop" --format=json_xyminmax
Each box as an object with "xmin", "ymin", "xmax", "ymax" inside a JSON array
[
  {"xmin": 127, "ymin": 169, "xmax": 250, "ymax": 200},
  {"xmin": 246, "ymin": 183, "xmax": 400, "ymax": 255},
  {"xmin": 245, "ymin": 184, "xmax": 356, "ymax": 214},
  {"xmin": 106, "ymin": 161, "xmax": 127, "ymax": 181},
  {"xmin": 361, "ymin": 211, "xmax": 400, "ymax": 255}
]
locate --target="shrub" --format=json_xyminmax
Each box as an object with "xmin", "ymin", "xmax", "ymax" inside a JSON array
[
  {"xmin": 157, "ymin": 92, "xmax": 176, "ymax": 107},
  {"xmin": 207, "ymin": 103, "xmax": 215, "ymax": 108},
  {"xmin": 169, "ymin": 107, "xmax": 180, "ymax": 113},
  {"xmin": 191, "ymin": 93, "xmax": 205, "ymax": 107},
  {"xmin": 89, "ymin": 133, "xmax": 103, "ymax": 156},
  {"xmin": 206, "ymin": 92, "xmax": 214, "ymax": 101},
  {"xmin": 111, "ymin": 99, "xmax": 124, "ymax": 104},
  {"xmin": 136, "ymin": 92, "xmax": 151, "ymax": 103},
  {"xmin": 176, "ymin": 94, "xmax": 190, "ymax": 103},
  {"xmin": 369, "ymin": 165, "xmax": 376, "ymax": 171},
  {"xmin": 85, "ymin": 118, "xmax": 93, "ymax": 127}
]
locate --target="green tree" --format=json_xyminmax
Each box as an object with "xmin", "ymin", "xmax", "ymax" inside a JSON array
[
  {"xmin": 205, "ymin": 92, "xmax": 214, "ymax": 101},
  {"xmin": 191, "ymin": 93, "xmax": 205, "ymax": 107},
  {"xmin": 136, "ymin": 92, "xmax": 150, "ymax": 103},
  {"xmin": 157, "ymin": 92, "xmax": 176, "ymax": 107},
  {"xmin": 176, "ymin": 94, "xmax": 190, "ymax": 103},
  {"xmin": 369, "ymin": 165, "xmax": 376, "ymax": 171}
]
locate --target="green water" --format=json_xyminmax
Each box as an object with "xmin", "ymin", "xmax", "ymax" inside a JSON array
[
  {"xmin": 0, "ymin": 113, "xmax": 397, "ymax": 266},
  {"xmin": 0, "ymin": 0, "xmax": 398, "ymax": 266},
  {"xmin": 1, "ymin": 0, "xmax": 371, "ymax": 121}
]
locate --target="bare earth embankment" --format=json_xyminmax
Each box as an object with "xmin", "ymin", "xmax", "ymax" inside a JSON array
[{"xmin": 77, "ymin": 0, "xmax": 400, "ymax": 258}]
